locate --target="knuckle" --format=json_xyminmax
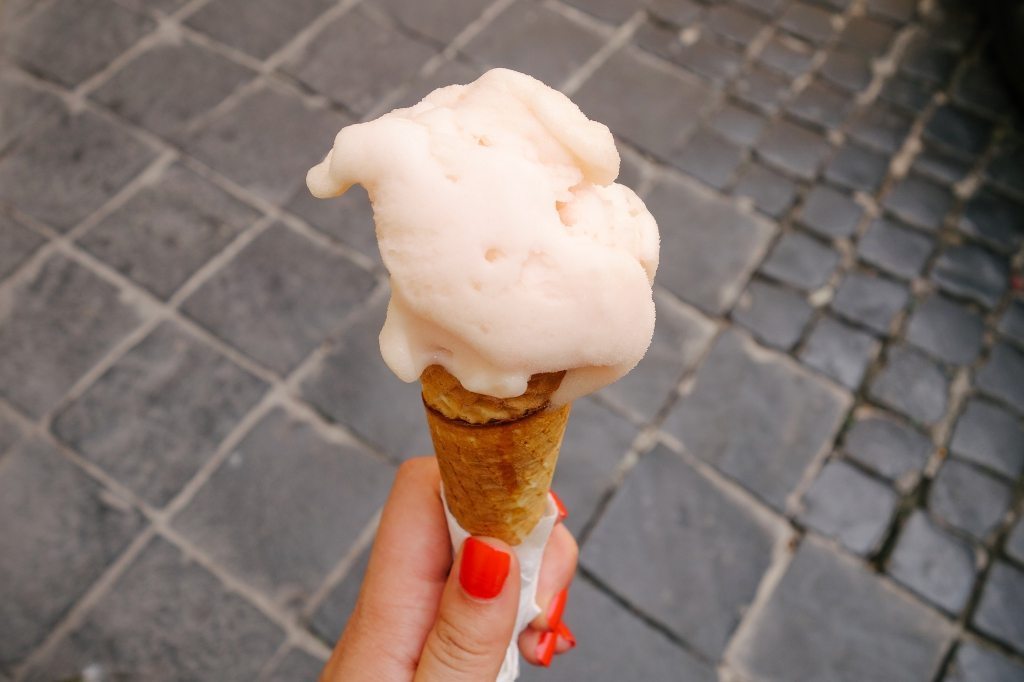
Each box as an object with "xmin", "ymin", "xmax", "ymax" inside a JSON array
[{"xmin": 427, "ymin": 608, "xmax": 496, "ymax": 672}]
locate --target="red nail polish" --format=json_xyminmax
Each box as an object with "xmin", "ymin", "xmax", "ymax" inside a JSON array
[
  {"xmin": 555, "ymin": 621, "xmax": 576, "ymax": 649},
  {"xmin": 536, "ymin": 630, "xmax": 557, "ymax": 667},
  {"xmin": 547, "ymin": 587, "xmax": 568, "ymax": 629},
  {"xmin": 551, "ymin": 490, "xmax": 568, "ymax": 522},
  {"xmin": 459, "ymin": 537, "xmax": 510, "ymax": 600}
]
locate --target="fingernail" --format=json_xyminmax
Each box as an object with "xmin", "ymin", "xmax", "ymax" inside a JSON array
[
  {"xmin": 551, "ymin": 490, "xmax": 568, "ymax": 522},
  {"xmin": 536, "ymin": 630, "xmax": 557, "ymax": 667},
  {"xmin": 459, "ymin": 537, "xmax": 510, "ymax": 600},
  {"xmin": 555, "ymin": 621, "xmax": 576, "ymax": 649},
  {"xmin": 547, "ymin": 587, "xmax": 568, "ymax": 629}
]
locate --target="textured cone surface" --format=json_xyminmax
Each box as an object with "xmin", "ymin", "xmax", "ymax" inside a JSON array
[{"xmin": 422, "ymin": 365, "xmax": 570, "ymax": 545}]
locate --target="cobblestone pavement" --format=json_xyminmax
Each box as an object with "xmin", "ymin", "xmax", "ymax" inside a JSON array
[{"xmin": 1, "ymin": 0, "xmax": 1023, "ymax": 679}]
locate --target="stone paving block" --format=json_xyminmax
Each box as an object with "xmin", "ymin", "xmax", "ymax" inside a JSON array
[
  {"xmin": 732, "ymin": 64, "xmax": 792, "ymax": 115},
  {"xmin": 761, "ymin": 232, "xmax": 839, "ymax": 291},
  {"xmin": 869, "ymin": 345, "xmax": 949, "ymax": 425},
  {"xmin": 825, "ymin": 142, "xmax": 890, "ymax": 193},
  {"xmin": 906, "ymin": 293, "xmax": 984, "ymax": 365},
  {"xmin": 117, "ymin": 0, "xmax": 188, "ymax": 13},
  {"xmin": 798, "ymin": 184, "xmax": 863, "ymax": 239},
  {"xmin": 182, "ymin": 223, "xmax": 375, "ymax": 374},
  {"xmin": 300, "ymin": 299, "xmax": 430, "ymax": 461},
  {"xmin": 600, "ymin": 290, "xmax": 715, "ymax": 421},
  {"xmin": 932, "ymin": 244, "xmax": 1009, "ymax": 310},
  {"xmin": 80, "ymin": 163, "xmax": 260, "ymax": 299},
  {"xmin": 945, "ymin": 642, "xmax": 1024, "ymax": 682},
  {"xmin": 735, "ymin": 0, "xmax": 787, "ymax": 17},
  {"xmin": 798, "ymin": 459, "xmax": 897, "ymax": 555},
  {"xmin": 635, "ymin": 23, "xmax": 743, "ymax": 85},
  {"xmin": 973, "ymin": 561, "xmax": 1024, "ymax": 653},
  {"xmin": 950, "ymin": 399, "xmax": 1024, "ymax": 480},
  {"xmin": 759, "ymin": 35, "xmax": 816, "ymax": 78},
  {"xmin": 0, "ymin": 407, "xmax": 23, "ymax": 460},
  {"xmin": 821, "ymin": 48, "xmax": 873, "ymax": 92},
  {"xmin": 375, "ymin": 0, "xmax": 489, "ymax": 44},
  {"xmin": 393, "ymin": 58, "xmax": 486, "ymax": 109},
  {"xmin": 185, "ymin": 0, "xmax": 334, "ymax": 60},
  {"xmin": 671, "ymin": 128, "xmax": 743, "ymax": 189},
  {"xmin": 787, "ymin": 80, "xmax": 853, "ymax": 130},
  {"xmin": 709, "ymin": 102, "xmax": 766, "ymax": 147},
  {"xmin": 1007, "ymin": 516, "xmax": 1024, "ymax": 564},
  {"xmin": 843, "ymin": 410, "xmax": 931, "ymax": 482},
  {"xmin": 53, "ymin": 322, "xmax": 268, "ymax": 507},
  {"xmin": 586, "ymin": 445, "xmax": 785, "ymax": 658},
  {"xmin": 574, "ymin": 47, "xmax": 709, "ymax": 159},
  {"xmin": 174, "ymin": 408, "xmax": 392, "ymax": 603},
  {"xmin": 882, "ymin": 73, "xmax": 937, "ymax": 113},
  {"xmin": 519, "ymin": 576, "xmax": 716, "ymax": 682},
  {"xmin": 264, "ymin": 648, "xmax": 324, "ymax": 681},
  {"xmin": 925, "ymin": 104, "xmax": 994, "ymax": 159},
  {"xmin": 0, "ymin": 111, "xmax": 157, "ymax": 232},
  {"xmin": 883, "ymin": 173, "xmax": 953, "ymax": 231},
  {"xmin": 959, "ymin": 188, "xmax": 1024, "ymax": 253},
  {"xmin": 645, "ymin": 0, "xmax": 702, "ymax": 25},
  {"xmin": 309, "ymin": 544, "xmax": 370, "ymax": 643},
  {"xmin": 728, "ymin": 536, "xmax": 953, "ymax": 682},
  {"xmin": 986, "ymin": 137, "xmax": 1024, "ymax": 198},
  {"xmin": 831, "ymin": 271, "xmax": 909, "ymax": 335},
  {"xmin": 888, "ymin": 511, "xmax": 975, "ymax": 614},
  {"xmin": 757, "ymin": 118, "xmax": 830, "ymax": 180},
  {"xmin": 185, "ymin": 86, "xmax": 347, "ymax": 205},
  {"xmin": 1000, "ymin": 300, "xmax": 1024, "ymax": 345},
  {"xmin": 464, "ymin": 3, "xmax": 603, "ymax": 87},
  {"xmin": 6, "ymin": 0, "xmax": 155, "ymax": 87},
  {"xmin": 914, "ymin": 143, "xmax": 973, "ymax": 185},
  {"xmin": 284, "ymin": 7, "xmax": 437, "ymax": 118},
  {"xmin": 839, "ymin": 15, "xmax": 897, "ymax": 53},
  {"xmin": 779, "ymin": 2, "xmax": 836, "ymax": 44},
  {"xmin": 976, "ymin": 342, "xmax": 1024, "ymax": 416},
  {"xmin": 930, "ymin": 460, "xmax": 1013, "ymax": 540},
  {"xmin": 91, "ymin": 40, "xmax": 255, "ymax": 140},
  {"xmin": 901, "ymin": 36, "xmax": 958, "ymax": 85},
  {"xmin": 646, "ymin": 176, "xmax": 774, "ymax": 314},
  {"xmin": 858, "ymin": 218, "xmax": 933, "ymax": 280},
  {"xmin": 0, "ymin": 255, "xmax": 142, "ymax": 417},
  {"xmin": 708, "ymin": 5, "xmax": 764, "ymax": 44},
  {"xmin": 0, "ymin": 212, "xmax": 44, "ymax": 282},
  {"xmin": 665, "ymin": 330, "xmax": 849, "ymax": 510},
  {"xmin": 733, "ymin": 162, "xmax": 798, "ymax": 218},
  {"xmin": 561, "ymin": 0, "xmax": 643, "ymax": 24},
  {"xmin": 26, "ymin": 537, "xmax": 283, "ymax": 682},
  {"xmin": 0, "ymin": 72, "xmax": 63, "ymax": 152},
  {"xmin": 0, "ymin": 437, "xmax": 144, "ymax": 669},
  {"xmin": 953, "ymin": 55, "xmax": 1014, "ymax": 119},
  {"xmin": 732, "ymin": 278, "xmax": 813, "ymax": 350},
  {"xmin": 800, "ymin": 316, "xmax": 879, "ymax": 388},
  {"xmin": 285, "ymin": 184, "xmax": 380, "ymax": 263},
  {"xmin": 866, "ymin": 0, "xmax": 916, "ymax": 23}
]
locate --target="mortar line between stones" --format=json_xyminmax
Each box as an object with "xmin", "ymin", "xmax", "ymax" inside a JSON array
[
  {"xmin": 560, "ymin": 10, "xmax": 646, "ymax": 96},
  {"xmin": 302, "ymin": 509, "xmax": 382, "ymax": 623}
]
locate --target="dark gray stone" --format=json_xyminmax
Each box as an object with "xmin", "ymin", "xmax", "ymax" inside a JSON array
[
  {"xmin": 0, "ymin": 213, "xmax": 43, "ymax": 282},
  {"xmin": 866, "ymin": 0, "xmax": 915, "ymax": 23},
  {"xmin": 27, "ymin": 537, "xmax": 283, "ymax": 682},
  {"xmin": 375, "ymin": 0, "xmax": 489, "ymax": 43},
  {"xmin": 986, "ymin": 137, "xmax": 1024, "ymax": 198},
  {"xmin": 1000, "ymin": 300, "xmax": 1024, "ymax": 345},
  {"xmin": 888, "ymin": 511, "xmax": 975, "ymax": 614},
  {"xmin": 733, "ymin": 279, "xmax": 813, "ymax": 350},
  {"xmin": 0, "ymin": 438, "xmax": 143, "ymax": 669},
  {"xmin": 586, "ymin": 445, "xmax": 784, "ymax": 658},
  {"xmin": 821, "ymin": 49, "xmax": 873, "ymax": 92},
  {"xmin": 950, "ymin": 399, "xmax": 1024, "ymax": 480},
  {"xmin": 977, "ymin": 342, "xmax": 1024, "ymax": 415},
  {"xmin": 900, "ymin": 37, "xmax": 958, "ymax": 85},
  {"xmin": 839, "ymin": 16, "xmax": 897, "ymax": 53},
  {"xmin": 560, "ymin": 0, "xmax": 643, "ymax": 24},
  {"xmin": 787, "ymin": 80, "xmax": 853, "ymax": 129},
  {"xmin": 80, "ymin": 163, "xmax": 260, "ymax": 299},
  {"xmin": 729, "ymin": 537, "xmax": 953, "ymax": 682},
  {"xmin": 1007, "ymin": 517, "xmax": 1024, "ymax": 564},
  {"xmin": 959, "ymin": 188, "xmax": 1024, "ymax": 253},
  {"xmin": 906, "ymin": 294, "xmax": 985, "ymax": 365},
  {"xmin": 265, "ymin": 648, "xmax": 325, "ymax": 681},
  {"xmin": 635, "ymin": 23, "xmax": 743, "ymax": 84},
  {"xmin": 931, "ymin": 245, "xmax": 1009, "ymax": 309},
  {"xmin": 869, "ymin": 345, "xmax": 949, "ymax": 425},
  {"xmin": 310, "ymin": 546, "xmax": 370, "ymax": 644},
  {"xmin": 53, "ymin": 322, "xmax": 268, "ymax": 507},
  {"xmin": 393, "ymin": 58, "xmax": 485, "ymax": 110},
  {"xmin": 735, "ymin": 0, "xmax": 787, "ymax": 16},
  {"xmin": 574, "ymin": 47, "xmax": 709, "ymax": 158},
  {"xmin": 174, "ymin": 408, "xmax": 392, "ymax": 602},
  {"xmin": 761, "ymin": 231, "xmax": 840, "ymax": 291},
  {"xmin": 930, "ymin": 460, "xmax": 1013, "ymax": 540},
  {"xmin": 299, "ymin": 298, "xmax": 432, "ymax": 461},
  {"xmin": 6, "ymin": 0, "xmax": 155, "ymax": 87},
  {"xmin": 734, "ymin": 163, "xmax": 798, "ymax": 218},
  {"xmin": 285, "ymin": 184, "xmax": 380, "ymax": 263},
  {"xmin": 0, "ymin": 407, "xmax": 23, "ymax": 459},
  {"xmin": 185, "ymin": 0, "xmax": 334, "ymax": 59},
  {"xmin": 464, "ymin": 3, "xmax": 603, "ymax": 87},
  {"xmin": 600, "ymin": 290, "xmax": 715, "ymax": 421},
  {"xmin": 708, "ymin": 4, "xmax": 764, "ymax": 44},
  {"xmin": 759, "ymin": 35, "xmax": 816, "ymax": 78},
  {"xmin": 858, "ymin": 218, "xmax": 933, "ymax": 280},
  {"xmin": 799, "ymin": 185, "xmax": 863, "ymax": 239},
  {"xmin": 925, "ymin": 105, "xmax": 994, "ymax": 159},
  {"xmin": 953, "ymin": 55, "xmax": 1014, "ymax": 119},
  {"xmin": 671, "ymin": 129, "xmax": 743, "ymax": 189},
  {"xmin": 646, "ymin": 176, "xmax": 774, "ymax": 314},
  {"xmin": 757, "ymin": 119, "xmax": 830, "ymax": 180},
  {"xmin": 882, "ymin": 73, "xmax": 936, "ymax": 113},
  {"xmin": 182, "ymin": 223, "xmax": 376, "ymax": 374},
  {"xmin": 0, "ymin": 255, "xmax": 142, "ymax": 417},
  {"xmin": 732, "ymin": 65, "xmax": 792, "ymax": 115},
  {"xmin": 945, "ymin": 642, "xmax": 1024, "ymax": 682},
  {"xmin": 0, "ymin": 72, "xmax": 63, "ymax": 152},
  {"xmin": 843, "ymin": 411, "xmax": 932, "ymax": 482},
  {"xmin": 709, "ymin": 103, "xmax": 766, "ymax": 147},
  {"xmin": 646, "ymin": 0, "xmax": 703, "ymax": 25},
  {"xmin": 518, "ymin": 577, "xmax": 716, "ymax": 682},
  {"xmin": 800, "ymin": 316, "xmax": 879, "ymax": 388},
  {"xmin": 798, "ymin": 459, "xmax": 897, "ymax": 555},
  {"xmin": 185, "ymin": 86, "xmax": 347, "ymax": 205},
  {"xmin": 0, "ymin": 111, "xmax": 157, "ymax": 231},
  {"xmin": 831, "ymin": 271, "xmax": 909, "ymax": 334},
  {"xmin": 779, "ymin": 2, "xmax": 836, "ymax": 43},
  {"xmin": 913, "ymin": 143, "xmax": 973, "ymax": 185},
  {"xmin": 665, "ymin": 330, "xmax": 849, "ymax": 510},
  {"xmin": 91, "ymin": 41, "xmax": 254, "ymax": 139},
  {"xmin": 973, "ymin": 561, "xmax": 1024, "ymax": 652},
  {"xmin": 826, "ymin": 142, "xmax": 889, "ymax": 193},
  {"xmin": 883, "ymin": 174, "xmax": 953, "ymax": 231}
]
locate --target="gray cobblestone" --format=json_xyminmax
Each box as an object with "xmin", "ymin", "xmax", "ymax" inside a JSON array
[
  {"xmin": 0, "ymin": 72, "xmax": 63, "ymax": 152},
  {"xmin": 820, "ymin": 48, "xmax": 873, "ymax": 92},
  {"xmin": 858, "ymin": 218, "xmax": 934, "ymax": 280},
  {"xmin": 375, "ymin": 0, "xmax": 490, "ymax": 44},
  {"xmin": 839, "ymin": 15, "xmax": 897, "ymax": 53},
  {"xmin": 798, "ymin": 184, "xmax": 863, "ymax": 239},
  {"xmin": 949, "ymin": 399, "xmax": 1024, "ymax": 479},
  {"xmin": 787, "ymin": 80, "xmax": 854, "ymax": 129},
  {"xmin": 758, "ymin": 35, "xmax": 815, "ymax": 78},
  {"xmin": 888, "ymin": 511, "xmax": 975, "ymax": 614},
  {"xmin": 869, "ymin": 345, "xmax": 949, "ymax": 426},
  {"xmin": 709, "ymin": 4, "xmax": 764, "ymax": 44},
  {"xmin": 925, "ymin": 104, "xmax": 994, "ymax": 159},
  {"xmin": 931, "ymin": 244, "xmax": 1009, "ymax": 309},
  {"xmin": 976, "ymin": 342, "xmax": 1024, "ymax": 414},
  {"xmin": 882, "ymin": 72, "xmax": 937, "ymax": 112},
  {"xmin": 732, "ymin": 64, "xmax": 792, "ymax": 115},
  {"xmin": 671, "ymin": 128, "xmax": 744, "ymax": 189},
  {"xmin": 800, "ymin": 316, "xmax": 879, "ymax": 388},
  {"xmin": 831, "ymin": 271, "xmax": 909, "ymax": 335},
  {"xmin": 265, "ymin": 648, "xmax": 324, "ymax": 681},
  {"xmin": 733, "ymin": 278, "xmax": 814, "ymax": 350},
  {"xmin": 310, "ymin": 545, "xmax": 369, "ymax": 645},
  {"xmin": 842, "ymin": 410, "xmax": 932, "ymax": 483},
  {"xmin": 1000, "ymin": 300, "xmax": 1024, "ymax": 346},
  {"xmin": 709, "ymin": 102, "xmax": 767, "ymax": 147},
  {"xmin": 906, "ymin": 293, "xmax": 985, "ymax": 365},
  {"xmin": 883, "ymin": 173, "xmax": 954, "ymax": 232},
  {"xmin": 734, "ymin": 163, "xmax": 798, "ymax": 218},
  {"xmin": 779, "ymin": 2, "xmax": 836, "ymax": 44},
  {"xmin": 959, "ymin": 188, "xmax": 1024, "ymax": 253},
  {"xmin": 635, "ymin": 22, "xmax": 744, "ymax": 85},
  {"xmin": 945, "ymin": 642, "xmax": 1024, "ymax": 682},
  {"xmin": 1007, "ymin": 517, "xmax": 1024, "ymax": 564},
  {"xmin": 986, "ymin": 137, "xmax": 1024, "ymax": 198},
  {"xmin": 760, "ymin": 231, "xmax": 840, "ymax": 291},
  {"xmin": 757, "ymin": 118, "xmax": 831, "ymax": 180},
  {"xmin": 930, "ymin": 460, "xmax": 1013, "ymax": 540},
  {"xmin": 285, "ymin": 184, "xmax": 380, "ymax": 263},
  {"xmin": 825, "ymin": 141, "xmax": 890, "ymax": 193},
  {"xmin": 973, "ymin": 561, "xmax": 1024, "ymax": 653},
  {"xmin": 798, "ymin": 459, "xmax": 897, "ymax": 555},
  {"xmin": 914, "ymin": 143, "xmax": 973, "ymax": 185},
  {"xmin": 185, "ymin": 0, "xmax": 334, "ymax": 60},
  {"xmin": 0, "ymin": 212, "xmax": 44, "ymax": 282}
]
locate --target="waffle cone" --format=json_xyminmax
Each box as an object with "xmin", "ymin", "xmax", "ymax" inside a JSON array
[{"xmin": 421, "ymin": 365, "xmax": 570, "ymax": 545}]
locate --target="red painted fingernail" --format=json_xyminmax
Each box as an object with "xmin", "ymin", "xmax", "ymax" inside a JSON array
[
  {"xmin": 551, "ymin": 490, "xmax": 568, "ymax": 522},
  {"xmin": 536, "ymin": 630, "xmax": 557, "ymax": 667},
  {"xmin": 547, "ymin": 587, "xmax": 568, "ymax": 629},
  {"xmin": 459, "ymin": 537, "xmax": 510, "ymax": 600},
  {"xmin": 556, "ymin": 621, "xmax": 576, "ymax": 649}
]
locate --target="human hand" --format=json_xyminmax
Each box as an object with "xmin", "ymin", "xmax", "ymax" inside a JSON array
[{"xmin": 319, "ymin": 457, "xmax": 578, "ymax": 681}]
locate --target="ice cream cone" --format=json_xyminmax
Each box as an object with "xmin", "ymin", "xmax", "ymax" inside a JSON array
[{"xmin": 421, "ymin": 365, "xmax": 571, "ymax": 545}]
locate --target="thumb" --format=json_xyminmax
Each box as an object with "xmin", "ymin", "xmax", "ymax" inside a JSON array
[{"xmin": 415, "ymin": 537, "xmax": 520, "ymax": 682}]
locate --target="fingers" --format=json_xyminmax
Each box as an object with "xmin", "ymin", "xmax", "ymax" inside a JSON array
[
  {"xmin": 528, "ymin": 523, "xmax": 579, "ymax": 631},
  {"xmin": 414, "ymin": 537, "xmax": 521, "ymax": 682}
]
